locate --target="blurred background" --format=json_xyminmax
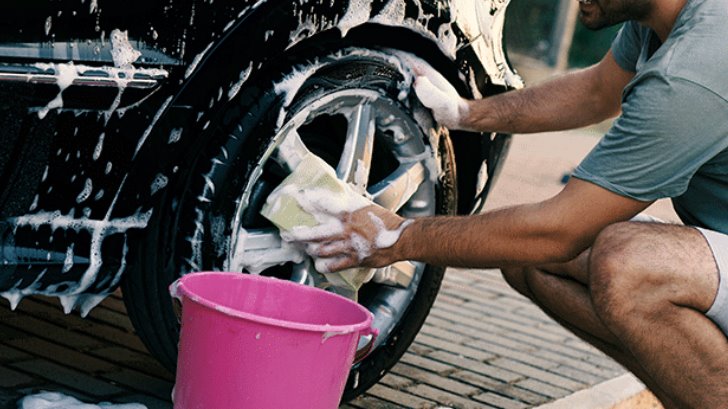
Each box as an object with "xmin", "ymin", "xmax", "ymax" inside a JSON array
[
  {"xmin": 504, "ymin": 0, "xmax": 621, "ymax": 73},
  {"xmin": 502, "ymin": 0, "xmax": 624, "ymax": 134}
]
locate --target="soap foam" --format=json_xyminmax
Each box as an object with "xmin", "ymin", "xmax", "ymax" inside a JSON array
[
  {"xmin": 150, "ymin": 173, "xmax": 169, "ymax": 196},
  {"xmin": 185, "ymin": 42, "xmax": 213, "ymax": 79},
  {"xmin": 369, "ymin": 212, "xmax": 413, "ymax": 249},
  {"xmin": 36, "ymin": 63, "xmax": 78, "ymax": 119},
  {"xmin": 225, "ymin": 227, "xmax": 306, "ymax": 275},
  {"xmin": 9, "ymin": 208, "xmax": 152, "ymax": 307},
  {"xmin": 273, "ymin": 184, "xmax": 413, "ymax": 271},
  {"xmin": 34, "ymin": 61, "xmax": 168, "ymax": 120},
  {"xmin": 76, "ymin": 178, "xmax": 93, "ymax": 204},
  {"xmin": 412, "ymin": 69, "xmax": 469, "ymax": 130},
  {"xmin": 273, "ymin": 64, "xmax": 322, "ymax": 129},
  {"xmin": 168, "ymin": 128, "xmax": 183, "ymax": 144},
  {"xmin": 93, "ymin": 133, "xmax": 105, "ymax": 161},
  {"xmin": 19, "ymin": 391, "xmax": 146, "ymax": 409},
  {"xmin": 109, "ymin": 29, "xmax": 141, "ymax": 69},
  {"xmin": 337, "ymin": 0, "xmax": 373, "ymax": 37},
  {"xmin": 62, "ymin": 244, "xmax": 75, "ymax": 273},
  {"xmin": 228, "ymin": 62, "xmax": 253, "ymax": 101}
]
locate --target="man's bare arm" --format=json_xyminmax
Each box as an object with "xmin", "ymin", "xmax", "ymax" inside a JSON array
[
  {"xmin": 303, "ymin": 179, "xmax": 651, "ymax": 272},
  {"xmin": 432, "ymin": 52, "xmax": 634, "ymax": 134},
  {"xmin": 464, "ymin": 52, "xmax": 632, "ymax": 133},
  {"xmin": 390, "ymin": 179, "xmax": 650, "ymax": 268}
]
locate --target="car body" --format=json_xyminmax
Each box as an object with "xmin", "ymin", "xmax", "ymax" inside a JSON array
[{"xmin": 0, "ymin": 0, "xmax": 521, "ymax": 398}]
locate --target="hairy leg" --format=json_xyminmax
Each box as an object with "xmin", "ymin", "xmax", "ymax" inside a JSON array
[
  {"xmin": 502, "ymin": 253, "xmax": 680, "ymax": 409},
  {"xmin": 589, "ymin": 222, "xmax": 728, "ymax": 408}
]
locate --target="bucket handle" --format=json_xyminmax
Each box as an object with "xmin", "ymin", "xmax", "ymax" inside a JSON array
[{"xmin": 353, "ymin": 326, "xmax": 379, "ymax": 364}]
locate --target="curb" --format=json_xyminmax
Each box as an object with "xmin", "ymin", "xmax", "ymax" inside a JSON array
[{"xmin": 535, "ymin": 373, "xmax": 662, "ymax": 409}]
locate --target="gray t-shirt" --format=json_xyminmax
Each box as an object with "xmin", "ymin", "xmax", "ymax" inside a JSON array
[{"xmin": 572, "ymin": 0, "xmax": 728, "ymax": 233}]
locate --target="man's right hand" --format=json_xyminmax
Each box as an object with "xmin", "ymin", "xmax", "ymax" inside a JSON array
[{"xmin": 411, "ymin": 66, "xmax": 472, "ymax": 131}]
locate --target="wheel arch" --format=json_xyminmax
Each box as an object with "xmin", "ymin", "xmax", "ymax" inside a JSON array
[{"xmin": 117, "ymin": 0, "xmax": 518, "ymax": 220}]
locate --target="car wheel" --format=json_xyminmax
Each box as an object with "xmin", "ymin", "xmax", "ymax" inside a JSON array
[{"xmin": 122, "ymin": 46, "xmax": 458, "ymax": 399}]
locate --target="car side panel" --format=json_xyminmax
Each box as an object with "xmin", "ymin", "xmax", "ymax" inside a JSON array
[{"xmin": 0, "ymin": 0, "xmax": 519, "ymax": 302}]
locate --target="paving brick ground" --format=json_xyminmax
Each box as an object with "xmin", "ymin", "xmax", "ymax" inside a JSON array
[
  {"xmin": 0, "ymin": 129, "xmax": 678, "ymax": 408},
  {"xmin": 0, "ymin": 267, "xmax": 627, "ymax": 409}
]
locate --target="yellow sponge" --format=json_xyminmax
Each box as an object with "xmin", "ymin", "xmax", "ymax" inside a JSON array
[{"xmin": 260, "ymin": 153, "xmax": 374, "ymax": 297}]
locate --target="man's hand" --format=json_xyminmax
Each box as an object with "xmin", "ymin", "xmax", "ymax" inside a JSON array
[
  {"xmin": 281, "ymin": 205, "xmax": 413, "ymax": 273},
  {"xmin": 411, "ymin": 64, "xmax": 471, "ymax": 131}
]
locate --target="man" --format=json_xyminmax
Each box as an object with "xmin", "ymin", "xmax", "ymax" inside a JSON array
[{"xmin": 290, "ymin": 0, "xmax": 728, "ymax": 407}]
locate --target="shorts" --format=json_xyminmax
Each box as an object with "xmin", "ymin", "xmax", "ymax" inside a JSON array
[{"xmin": 695, "ymin": 227, "xmax": 728, "ymax": 336}]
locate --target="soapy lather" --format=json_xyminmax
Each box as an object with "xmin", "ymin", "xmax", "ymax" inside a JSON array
[
  {"xmin": 260, "ymin": 153, "xmax": 375, "ymax": 295},
  {"xmin": 261, "ymin": 152, "xmax": 414, "ymax": 293}
]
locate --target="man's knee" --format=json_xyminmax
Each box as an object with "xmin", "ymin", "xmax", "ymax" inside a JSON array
[{"xmin": 589, "ymin": 222, "xmax": 662, "ymax": 324}]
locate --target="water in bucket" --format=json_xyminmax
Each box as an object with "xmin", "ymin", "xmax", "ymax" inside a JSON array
[{"xmin": 171, "ymin": 272, "xmax": 377, "ymax": 409}]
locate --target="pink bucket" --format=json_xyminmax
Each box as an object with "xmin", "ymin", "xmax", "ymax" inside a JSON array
[{"xmin": 171, "ymin": 272, "xmax": 377, "ymax": 409}]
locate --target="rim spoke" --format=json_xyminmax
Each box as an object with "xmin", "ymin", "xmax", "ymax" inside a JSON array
[
  {"xmin": 337, "ymin": 102, "xmax": 375, "ymax": 190},
  {"xmin": 240, "ymin": 228, "xmax": 282, "ymax": 250},
  {"xmin": 370, "ymin": 162, "xmax": 427, "ymax": 211},
  {"xmin": 227, "ymin": 228, "xmax": 303, "ymax": 274},
  {"xmin": 373, "ymin": 261, "xmax": 417, "ymax": 288},
  {"xmin": 273, "ymin": 128, "xmax": 311, "ymax": 172}
]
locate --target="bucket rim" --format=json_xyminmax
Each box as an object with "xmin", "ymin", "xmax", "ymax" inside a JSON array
[{"xmin": 172, "ymin": 271, "xmax": 374, "ymax": 334}]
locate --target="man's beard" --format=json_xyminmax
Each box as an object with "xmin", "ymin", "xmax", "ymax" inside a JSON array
[{"xmin": 578, "ymin": 0, "xmax": 653, "ymax": 30}]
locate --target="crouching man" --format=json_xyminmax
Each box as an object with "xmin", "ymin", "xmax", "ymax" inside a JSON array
[{"xmin": 286, "ymin": 0, "xmax": 728, "ymax": 407}]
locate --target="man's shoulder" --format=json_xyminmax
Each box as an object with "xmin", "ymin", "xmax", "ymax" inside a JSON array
[{"xmin": 663, "ymin": 0, "xmax": 728, "ymax": 99}]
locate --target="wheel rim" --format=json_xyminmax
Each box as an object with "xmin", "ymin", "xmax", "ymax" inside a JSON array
[{"xmin": 228, "ymin": 87, "xmax": 439, "ymax": 349}]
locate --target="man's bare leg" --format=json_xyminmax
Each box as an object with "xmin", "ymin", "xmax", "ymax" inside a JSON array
[
  {"xmin": 587, "ymin": 222, "xmax": 728, "ymax": 408},
  {"xmin": 504, "ymin": 221, "xmax": 728, "ymax": 408},
  {"xmin": 502, "ymin": 252, "xmax": 680, "ymax": 408}
]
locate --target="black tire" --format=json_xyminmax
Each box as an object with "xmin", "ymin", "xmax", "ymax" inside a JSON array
[{"xmin": 123, "ymin": 46, "xmax": 458, "ymax": 399}]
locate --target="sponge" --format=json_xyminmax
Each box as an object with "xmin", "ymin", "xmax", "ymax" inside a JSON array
[{"xmin": 260, "ymin": 153, "xmax": 375, "ymax": 298}]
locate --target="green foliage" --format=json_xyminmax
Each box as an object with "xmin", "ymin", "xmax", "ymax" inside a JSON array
[{"xmin": 504, "ymin": 0, "xmax": 622, "ymax": 68}]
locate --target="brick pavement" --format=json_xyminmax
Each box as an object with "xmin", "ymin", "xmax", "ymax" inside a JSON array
[
  {"xmin": 1, "ymin": 130, "xmax": 675, "ymax": 408},
  {"xmin": 0, "ymin": 265, "xmax": 627, "ymax": 409}
]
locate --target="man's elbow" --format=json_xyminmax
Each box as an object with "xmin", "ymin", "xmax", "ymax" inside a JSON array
[
  {"xmin": 582, "ymin": 92, "xmax": 621, "ymax": 125},
  {"xmin": 547, "ymin": 239, "xmax": 587, "ymax": 263},
  {"xmin": 530, "ymin": 232, "xmax": 590, "ymax": 265},
  {"xmin": 519, "ymin": 201, "xmax": 596, "ymax": 264}
]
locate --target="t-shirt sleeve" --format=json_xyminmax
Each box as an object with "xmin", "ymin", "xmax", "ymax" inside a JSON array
[
  {"xmin": 572, "ymin": 75, "xmax": 728, "ymax": 202},
  {"xmin": 611, "ymin": 22, "xmax": 643, "ymax": 72}
]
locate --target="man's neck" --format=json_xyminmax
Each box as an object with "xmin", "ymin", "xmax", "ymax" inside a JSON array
[{"xmin": 641, "ymin": 0, "xmax": 689, "ymax": 41}]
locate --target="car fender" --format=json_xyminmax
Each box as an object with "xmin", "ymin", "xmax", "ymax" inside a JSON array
[
  {"xmin": 0, "ymin": 0, "xmax": 521, "ymax": 300},
  {"xmin": 126, "ymin": 0, "xmax": 523, "ymax": 218}
]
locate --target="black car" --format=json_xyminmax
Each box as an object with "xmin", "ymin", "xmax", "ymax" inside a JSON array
[{"xmin": 0, "ymin": 0, "xmax": 521, "ymax": 400}]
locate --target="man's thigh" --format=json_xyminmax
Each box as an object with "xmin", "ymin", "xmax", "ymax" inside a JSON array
[
  {"xmin": 590, "ymin": 221, "xmax": 719, "ymax": 318},
  {"xmin": 539, "ymin": 219, "xmax": 720, "ymax": 314},
  {"xmin": 505, "ymin": 216, "xmax": 723, "ymax": 322},
  {"xmin": 537, "ymin": 215, "xmax": 666, "ymax": 286}
]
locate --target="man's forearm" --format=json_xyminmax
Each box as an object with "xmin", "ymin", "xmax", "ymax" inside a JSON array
[
  {"xmin": 393, "ymin": 204, "xmax": 587, "ymax": 269},
  {"xmin": 464, "ymin": 70, "xmax": 606, "ymax": 133},
  {"xmin": 387, "ymin": 177, "xmax": 650, "ymax": 270},
  {"xmin": 463, "ymin": 56, "xmax": 629, "ymax": 134}
]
